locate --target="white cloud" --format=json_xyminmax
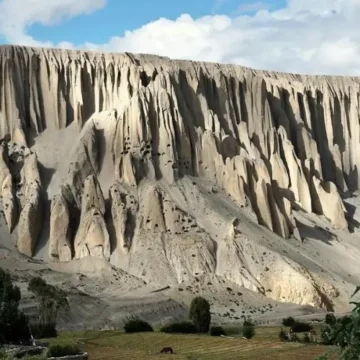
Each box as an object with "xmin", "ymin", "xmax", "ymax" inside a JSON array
[
  {"xmin": 81, "ymin": 0, "xmax": 360, "ymax": 75},
  {"xmin": 237, "ymin": 1, "xmax": 270, "ymax": 14},
  {"xmin": 0, "ymin": 0, "xmax": 106, "ymax": 46},
  {"xmin": 1, "ymin": 0, "xmax": 360, "ymax": 75}
]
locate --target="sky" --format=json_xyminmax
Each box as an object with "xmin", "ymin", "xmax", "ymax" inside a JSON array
[{"xmin": 0, "ymin": 0, "xmax": 359, "ymax": 75}]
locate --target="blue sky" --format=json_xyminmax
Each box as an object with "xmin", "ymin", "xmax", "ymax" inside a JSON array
[
  {"xmin": 0, "ymin": 0, "xmax": 359, "ymax": 75},
  {"xmin": 27, "ymin": 0, "xmax": 286, "ymax": 46}
]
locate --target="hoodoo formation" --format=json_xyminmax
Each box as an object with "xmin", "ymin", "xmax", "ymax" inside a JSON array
[{"xmin": 0, "ymin": 44, "xmax": 359, "ymax": 311}]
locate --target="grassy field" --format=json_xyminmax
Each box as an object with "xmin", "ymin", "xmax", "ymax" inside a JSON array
[{"xmin": 50, "ymin": 327, "xmax": 340, "ymax": 360}]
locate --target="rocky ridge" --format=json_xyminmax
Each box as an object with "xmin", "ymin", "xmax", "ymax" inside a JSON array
[{"xmin": 0, "ymin": 45, "xmax": 359, "ymax": 311}]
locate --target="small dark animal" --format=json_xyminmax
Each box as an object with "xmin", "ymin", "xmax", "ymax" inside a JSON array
[{"xmin": 160, "ymin": 347, "xmax": 174, "ymax": 354}]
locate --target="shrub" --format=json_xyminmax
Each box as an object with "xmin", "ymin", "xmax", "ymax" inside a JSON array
[
  {"xmin": 279, "ymin": 328, "xmax": 288, "ymax": 341},
  {"xmin": 321, "ymin": 317, "xmax": 352, "ymax": 347},
  {"xmin": 161, "ymin": 321, "xmax": 197, "ymax": 334},
  {"xmin": 243, "ymin": 317, "xmax": 254, "ymax": 327},
  {"xmin": 210, "ymin": 326, "xmax": 225, "ymax": 336},
  {"xmin": 189, "ymin": 297, "xmax": 211, "ymax": 333},
  {"xmin": 325, "ymin": 313, "xmax": 336, "ymax": 326},
  {"xmin": 222, "ymin": 326, "xmax": 242, "ymax": 336},
  {"xmin": 47, "ymin": 344, "xmax": 81, "ymax": 358},
  {"xmin": 0, "ymin": 268, "xmax": 31, "ymax": 345},
  {"xmin": 30, "ymin": 322, "xmax": 57, "ymax": 339},
  {"xmin": 302, "ymin": 333, "xmax": 311, "ymax": 343},
  {"xmin": 291, "ymin": 334, "xmax": 300, "ymax": 342},
  {"xmin": 321, "ymin": 325, "xmax": 334, "ymax": 345},
  {"xmin": 325, "ymin": 291, "xmax": 360, "ymax": 359},
  {"xmin": 338, "ymin": 315, "xmax": 352, "ymax": 327},
  {"xmin": 291, "ymin": 321, "xmax": 312, "ymax": 333},
  {"xmin": 124, "ymin": 319, "xmax": 153, "ymax": 333},
  {"xmin": 28, "ymin": 277, "xmax": 68, "ymax": 326},
  {"xmin": 242, "ymin": 325, "xmax": 255, "ymax": 339},
  {"xmin": 282, "ymin": 316, "xmax": 296, "ymax": 327}
]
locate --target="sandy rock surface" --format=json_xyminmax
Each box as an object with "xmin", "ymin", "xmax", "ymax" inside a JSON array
[{"xmin": 0, "ymin": 45, "xmax": 359, "ymax": 328}]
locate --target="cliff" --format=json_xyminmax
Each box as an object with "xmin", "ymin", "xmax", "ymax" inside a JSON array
[{"xmin": 0, "ymin": 45, "xmax": 359, "ymax": 311}]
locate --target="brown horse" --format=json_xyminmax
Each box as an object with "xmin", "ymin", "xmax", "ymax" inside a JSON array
[{"xmin": 160, "ymin": 347, "xmax": 174, "ymax": 354}]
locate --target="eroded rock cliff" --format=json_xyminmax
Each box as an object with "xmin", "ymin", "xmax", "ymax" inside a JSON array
[{"xmin": 0, "ymin": 45, "xmax": 359, "ymax": 311}]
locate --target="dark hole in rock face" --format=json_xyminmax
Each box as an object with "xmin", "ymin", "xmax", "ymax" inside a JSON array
[
  {"xmin": 140, "ymin": 70, "xmax": 151, "ymax": 87},
  {"xmin": 152, "ymin": 68, "xmax": 158, "ymax": 81}
]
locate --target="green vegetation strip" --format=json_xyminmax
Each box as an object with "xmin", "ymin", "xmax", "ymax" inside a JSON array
[{"xmin": 48, "ymin": 329, "xmax": 334, "ymax": 360}]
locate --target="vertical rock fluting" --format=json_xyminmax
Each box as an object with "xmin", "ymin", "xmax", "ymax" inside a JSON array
[
  {"xmin": 74, "ymin": 174, "xmax": 110, "ymax": 260},
  {"xmin": 0, "ymin": 145, "xmax": 17, "ymax": 233},
  {"xmin": 109, "ymin": 182, "xmax": 138, "ymax": 253},
  {"xmin": 0, "ymin": 45, "xmax": 358, "ymax": 252},
  {"xmin": 16, "ymin": 152, "xmax": 42, "ymax": 257},
  {"xmin": 49, "ymin": 189, "xmax": 72, "ymax": 262}
]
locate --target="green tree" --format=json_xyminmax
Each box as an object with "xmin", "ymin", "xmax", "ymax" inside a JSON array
[
  {"xmin": 243, "ymin": 324, "xmax": 255, "ymax": 339},
  {"xmin": 28, "ymin": 277, "xmax": 68, "ymax": 327},
  {"xmin": 242, "ymin": 317, "xmax": 255, "ymax": 339},
  {"xmin": 282, "ymin": 316, "xmax": 296, "ymax": 327},
  {"xmin": 0, "ymin": 268, "xmax": 31, "ymax": 344},
  {"xmin": 319, "ymin": 288, "xmax": 360, "ymax": 360},
  {"xmin": 124, "ymin": 319, "xmax": 153, "ymax": 333},
  {"xmin": 189, "ymin": 297, "xmax": 211, "ymax": 333},
  {"xmin": 336, "ymin": 300, "xmax": 360, "ymax": 360},
  {"xmin": 325, "ymin": 313, "xmax": 337, "ymax": 326}
]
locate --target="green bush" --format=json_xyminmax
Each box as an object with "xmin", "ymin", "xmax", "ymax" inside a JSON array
[
  {"xmin": 337, "ymin": 315, "xmax": 352, "ymax": 327},
  {"xmin": 279, "ymin": 328, "xmax": 288, "ymax": 341},
  {"xmin": 221, "ymin": 326, "xmax": 242, "ymax": 336},
  {"xmin": 210, "ymin": 326, "xmax": 225, "ymax": 336},
  {"xmin": 161, "ymin": 321, "xmax": 197, "ymax": 334},
  {"xmin": 28, "ymin": 277, "xmax": 68, "ymax": 328},
  {"xmin": 124, "ymin": 319, "xmax": 153, "ymax": 333},
  {"xmin": 30, "ymin": 322, "xmax": 57, "ymax": 339},
  {"xmin": 243, "ymin": 317, "xmax": 254, "ymax": 327},
  {"xmin": 189, "ymin": 297, "xmax": 211, "ymax": 333},
  {"xmin": 47, "ymin": 344, "xmax": 81, "ymax": 358},
  {"xmin": 302, "ymin": 333, "xmax": 311, "ymax": 343},
  {"xmin": 325, "ymin": 313, "xmax": 336, "ymax": 326},
  {"xmin": 242, "ymin": 325, "xmax": 255, "ymax": 339},
  {"xmin": 290, "ymin": 321, "xmax": 312, "ymax": 333},
  {"xmin": 0, "ymin": 268, "xmax": 31, "ymax": 345},
  {"xmin": 321, "ymin": 316, "xmax": 352, "ymax": 347},
  {"xmin": 321, "ymin": 325, "xmax": 334, "ymax": 345},
  {"xmin": 333, "ymin": 294, "xmax": 360, "ymax": 360},
  {"xmin": 282, "ymin": 317, "xmax": 296, "ymax": 327}
]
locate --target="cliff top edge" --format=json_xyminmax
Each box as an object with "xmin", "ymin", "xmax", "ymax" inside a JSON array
[{"xmin": 0, "ymin": 44, "xmax": 359, "ymax": 83}]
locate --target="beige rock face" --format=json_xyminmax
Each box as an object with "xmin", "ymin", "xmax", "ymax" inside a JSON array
[
  {"xmin": 2, "ymin": 174, "xmax": 17, "ymax": 233},
  {"xmin": 0, "ymin": 146, "xmax": 17, "ymax": 232},
  {"xmin": 1, "ymin": 45, "xmax": 360, "ymax": 310},
  {"xmin": 312, "ymin": 177, "xmax": 347, "ymax": 229},
  {"xmin": 81, "ymin": 175, "xmax": 105, "ymax": 216},
  {"xmin": 16, "ymin": 153, "xmax": 42, "ymax": 257},
  {"xmin": 49, "ymin": 191, "xmax": 72, "ymax": 262},
  {"xmin": 74, "ymin": 175, "xmax": 110, "ymax": 260},
  {"xmin": 109, "ymin": 181, "xmax": 138, "ymax": 253}
]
